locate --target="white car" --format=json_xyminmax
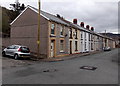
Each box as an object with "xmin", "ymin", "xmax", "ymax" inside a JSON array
[
  {"xmin": 2, "ymin": 45, "xmax": 31, "ymax": 60},
  {"xmin": 103, "ymin": 47, "xmax": 111, "ymax": 51}
]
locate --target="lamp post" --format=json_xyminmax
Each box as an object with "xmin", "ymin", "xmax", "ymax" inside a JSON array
[{"xmin": 37, "ymin": 0, "xmax": 40, "ymax": 59}]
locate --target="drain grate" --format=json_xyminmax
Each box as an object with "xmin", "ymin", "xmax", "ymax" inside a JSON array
[
  {"xmin": 43, "ymin": 69, "xmax": 58, "ymax": 72},
  {"xmin": 80, "ymin": 66, "xmax": 97, "ymax": 71}
]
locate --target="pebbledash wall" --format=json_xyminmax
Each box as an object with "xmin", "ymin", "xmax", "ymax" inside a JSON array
[{"xmin": 2, "ymin": 5, "xmax": 116, "ymax": 58}]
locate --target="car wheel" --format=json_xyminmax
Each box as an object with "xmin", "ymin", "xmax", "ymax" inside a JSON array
[
  {"xmin": 2, "ymin": 52, "xmax": 6, "ymax": 57},
  {"xmin": 14, "ymin": 54, "xmax": 19, "ymax": 60}
]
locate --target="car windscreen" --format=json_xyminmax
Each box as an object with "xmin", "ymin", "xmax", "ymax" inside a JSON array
[{"xmin": 20, "ymin": 47, "xmax": 30, "ymax": 53}]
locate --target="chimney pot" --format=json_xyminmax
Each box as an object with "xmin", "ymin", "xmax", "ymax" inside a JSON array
[
  {"xmin": 80, "ymin": 22, "xmax": 84, "ymax": 27},
  {"xmin": 73, "ymin": 19, "xmax": 77, "ymax": 24},
  {"xmin": 86, "ymin": 25, "xmax": 90, "ymax": 29},
  {"xmin": 91, "ymin": 27, "xmax": 94, "ymax": 31}
]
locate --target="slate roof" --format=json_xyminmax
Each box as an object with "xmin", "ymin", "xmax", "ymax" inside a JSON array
[
  {"xmin": 29, "ymin": 5, "xmax": 70, "ymax": 26},
  {"xmin": 29, "ymin": 5, "xmax": 91, "ymax": 33}
]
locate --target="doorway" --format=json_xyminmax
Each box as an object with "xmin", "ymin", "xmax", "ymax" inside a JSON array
[{"xmin": 50, "ymin": 40, "xmax": 55, "ymax": 57}]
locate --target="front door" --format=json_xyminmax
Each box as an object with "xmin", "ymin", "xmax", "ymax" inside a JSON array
[
  {"xmin": 50, "ymin": 40, "xmax": 54, "ymax": 57},
  {"xmin": 70, "ymin": 41, "xmax": 72, "ymax": 54}
]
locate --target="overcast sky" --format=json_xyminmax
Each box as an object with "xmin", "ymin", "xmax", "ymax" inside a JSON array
[{"xmin": 0, "ymin": 0, "xmax": 119, "ymax": 34}]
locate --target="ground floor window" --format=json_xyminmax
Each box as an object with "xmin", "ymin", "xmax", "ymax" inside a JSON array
[{"xmin": 60, "ymin": 40, "xmax": 64, "ymax": 52}]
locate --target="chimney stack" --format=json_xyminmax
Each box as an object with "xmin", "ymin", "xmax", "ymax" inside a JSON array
[
  {"xmin": 80, "ymin": 22, "xmax": 84, "ymax": 27},
  {"xmin": 91, "ymin": 27, "xmax": 94, "ymax": 31},
  {"xmin": 73, "ymin": 19, "xmax": 77, "ymax": 24},
  {"xmin": 86, "ymin": 25, "xmax": 90, "ymax": 29}
]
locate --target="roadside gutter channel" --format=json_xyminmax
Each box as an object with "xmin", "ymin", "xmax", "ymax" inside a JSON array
[{"xmin": 31, "ymin": 50, "xmax": 104, "ymax": 62}]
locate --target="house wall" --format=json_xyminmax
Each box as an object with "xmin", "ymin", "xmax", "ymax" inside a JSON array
[
  {"xmin": 69, "ymin": 27, "xmax": 80, "ymax": 54},
  {"xmin": 113, "ymin": 41, "xmax": 116, "ymax": 48},
  {"xmin": 2, "ymin": 38, "xmax": 11, "ymax": 48},
  {"xmin": 48, "ymin": 21, "xmax": 70, "ymax": 58},
  {"xmin": 55, "ymin": 23, "xmax": 69, "ymax": 56},
  {"xmin": 10, "ymin": 8, "xmax": 49, "ymax": 58},
  {"xmin": 108, "ymin": 39, "xmax": 116, "ymax": 49},
  {"xmin": 89, "ymin": 33, "xmax": 91, "ymax": 51},
  {"xmin": 86, "ymin": 32, "xmax": 89, "ymax": 52},
  {"xmin": 80, "ymin": 31, "xmax": 89, "ymax": 53},
  {"xmin": 81, "ymin": 31, "xmax": 85, "ymax": 52},
  {"xmin": 90, "ymin": 34, "xmax": 94, "ymax": 51},
  {"xmin": 98, "ymin": 36, "xmax": 103, "ymax": 50},
  {"xmin": 80, "ymin": 31, "xmax": 83, "ymax": 52}
]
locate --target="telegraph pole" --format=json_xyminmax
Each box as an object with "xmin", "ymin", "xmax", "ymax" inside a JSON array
[
  {"xmin": 105, "ymin": 30, "xmax": 107, "ymax": 47},
  {"xmin": 37, "ymin": 0, "xmax": 40, "ymax": 59}
]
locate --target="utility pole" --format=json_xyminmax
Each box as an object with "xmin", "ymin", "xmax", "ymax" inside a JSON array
[
  {"xmin": 37, "ymin": 0, "xmax": 40, "ymax": 59},
  {"xmin": 105, "ymin": 30, "xmax": 107, "ymax": 47}
]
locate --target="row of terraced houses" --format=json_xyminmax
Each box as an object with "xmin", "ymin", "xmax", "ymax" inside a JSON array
[{"xmin": 3, "ymin": 5, "xmax": 116, "ymax": 58}]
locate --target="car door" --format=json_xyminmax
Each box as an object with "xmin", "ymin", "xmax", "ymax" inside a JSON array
[
  {"xmin": 11, "ymin": 46, "xmax": 19, "ymax": 56},
  {"xmin": 5, "ymin": 46, "xmax": 12, "ymax": 55},
  {"xmin": 6, "ymin": 45, "xmax": 15, "ymax": 56}
]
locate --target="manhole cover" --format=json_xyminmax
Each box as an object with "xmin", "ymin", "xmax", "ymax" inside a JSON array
[{"xmin": 80, "ymin": 66, "xmax": 97, "ymax": 70}]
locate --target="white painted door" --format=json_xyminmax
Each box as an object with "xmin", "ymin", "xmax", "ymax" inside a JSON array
[{"xmin": 50, "ymin": 41, "xmax": 54, "ymax": 57}]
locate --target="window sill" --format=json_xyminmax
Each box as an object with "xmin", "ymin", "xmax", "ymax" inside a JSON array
[
  {"xmin": 60, "ymin": 35, "xmax": 64, "ymax": 38},
  {"xmin": 50, "ymin": 34, "xmax": 56, "ymax": 37},
  {"xmin": 60, "ymin": 51, "xmax": 64, "ymax": 53}
]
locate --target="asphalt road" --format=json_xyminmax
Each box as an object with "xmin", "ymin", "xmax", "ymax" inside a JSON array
[{"xmin": 2, "ymin": 48, "xmax": 119, "ymax": 84}]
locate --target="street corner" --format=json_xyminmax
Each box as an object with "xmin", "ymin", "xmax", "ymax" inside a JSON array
[
  {"xmin": 42, "ymin": 58, "xmax": 64, "ymax": 62},
  {"xmin": 2, "ymin": 56, "xmax": 37, "ymax": 69}
]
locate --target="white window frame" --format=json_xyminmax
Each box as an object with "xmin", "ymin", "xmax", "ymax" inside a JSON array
[{"xmin": 60, "ymin": 40, "xmax": 64, "ymax": 52}]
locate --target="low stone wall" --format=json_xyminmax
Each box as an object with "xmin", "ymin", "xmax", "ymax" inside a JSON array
[
  {"xmin": 2, "ymin": 37, "xmax": 11, "ymax": 48},
  {"xmin": 2, "ymin": 37, "xmax": 37, "ymax": 52}
]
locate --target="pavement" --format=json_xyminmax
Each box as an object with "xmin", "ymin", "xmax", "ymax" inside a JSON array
[
  {"xmin": 35, "ymin": 50, "xmax": 103, "ymax": 62},
  {"xmin": 2, "ymin": 48, "xmax": 119, "ymax": 84}
]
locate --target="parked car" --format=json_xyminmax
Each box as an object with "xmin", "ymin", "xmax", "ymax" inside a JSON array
[
  {"xmin": 2, "ymin": 45, "xmax": 31, "ymax": 60},
  {"xmin": 103, "ymin": 47, "xmax": 111, "ymax": 51}
]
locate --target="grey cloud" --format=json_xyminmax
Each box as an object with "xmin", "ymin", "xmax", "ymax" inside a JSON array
[
  {"xmin": 1, "ymin": 0, "xmax": 118, "ymax": 33},
  {"xmin": 41, "ymin": 2, "xmax": 118, "ymax": 33}
]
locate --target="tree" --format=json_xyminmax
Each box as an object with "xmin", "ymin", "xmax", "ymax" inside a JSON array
[
  {"xmin": 10, "ymin": 1, "xmax": 25, "ymax": 14},
  {"xmin": 2, "ymin": 6, "xmax": 11, "ymax": 34},
  {"xmin": 1, "ymin": 1, "xmax": 26, "ymax": 34}
]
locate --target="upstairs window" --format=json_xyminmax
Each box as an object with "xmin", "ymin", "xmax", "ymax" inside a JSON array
[
  {"xmin": 81, "ymin": 32, "xmax": 83, "ymax": 40},
  {"xmin": 97, "ymin": 36, "xmax": 99, "ymax": 40},
  {"xmin": 75, "ymin": 29, "xmax": 77, "ymax": 39},
  {"xmin": 69, "ymin": 28, "xmax": 72, "ymax": 38},
  {"xmin": 91, "ymin": 35, "xmax": 93, "ymax": 41},
  {"xmin": 51, "ymin": 23, "xmax": 55, "ymax": 35},
  {"xmin": 60, "ymin": 26, "xmax": 64, "ymax": 36}
]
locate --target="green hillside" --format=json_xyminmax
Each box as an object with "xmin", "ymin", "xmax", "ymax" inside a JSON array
[{"xmin": 1, "ymin": 6, "xmax": 18, "ymax": 34}]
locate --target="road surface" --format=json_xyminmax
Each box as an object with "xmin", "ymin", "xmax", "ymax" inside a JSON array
[{"xmin": 2, "ymin": 48, "xmax": 119, "ymax": 84}]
